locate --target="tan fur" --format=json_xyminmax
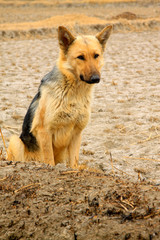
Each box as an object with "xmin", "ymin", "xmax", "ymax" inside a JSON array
[
  {"xmin": 7, "ymin": 135, "xmax": 42, "ymax": 162},
  {"xmin": 7, "ymin": 25, "xmax": 112, "ymax": 168}
]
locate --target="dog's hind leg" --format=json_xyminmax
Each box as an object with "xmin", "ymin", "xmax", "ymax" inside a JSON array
[{"xmin": 7, "ymin": 135, "xmax": 25, "ymax": 162}]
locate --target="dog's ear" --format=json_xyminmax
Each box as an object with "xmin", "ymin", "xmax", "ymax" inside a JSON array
[
  {"xmin": 96, "ymin": 25, "xmax": 112, "ymax": 50},
  {"xmin": 58, "ymin": 26, "xmax": 75, "ymax": 53}
]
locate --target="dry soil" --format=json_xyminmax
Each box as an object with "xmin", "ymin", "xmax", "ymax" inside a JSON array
[{"xmin": 0, "ymin": 1, "xmax": 160, "ymax": 239}]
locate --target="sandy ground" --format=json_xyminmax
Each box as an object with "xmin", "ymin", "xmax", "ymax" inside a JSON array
[
  {"xmin": 0, "ymin": 0, "xmax": 160, "ymax": 239},
  {"xmin": 1, "ymin": 30, "xmax": 160, "ymax": 182}
]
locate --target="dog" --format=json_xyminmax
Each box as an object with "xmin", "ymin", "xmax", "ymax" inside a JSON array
[{"xmin": 7, "ymin": 25, "xmax": 112, "ymax": 168}]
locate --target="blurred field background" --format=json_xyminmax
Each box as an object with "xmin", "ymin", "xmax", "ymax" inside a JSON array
[{"xmin": 0, "ymin": 0, "xmax": 159, "ymax": 39}]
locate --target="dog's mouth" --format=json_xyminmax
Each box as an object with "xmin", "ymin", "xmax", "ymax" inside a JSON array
[{"xmin": 80, "ymin": 74, "xmax": 100, "ymax": 84}]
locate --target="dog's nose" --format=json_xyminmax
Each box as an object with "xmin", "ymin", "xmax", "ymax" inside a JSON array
[{"xmin": 90, "ymin": 74, "xmax": 100, "ymax": 84}]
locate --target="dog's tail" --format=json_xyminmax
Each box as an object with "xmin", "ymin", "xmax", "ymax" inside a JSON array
[
  {"xmin": 7, "ymin": 135, "xmax": 41, "ymax": 163},
  {"xmin": 7, "ymin": 135, "xmax": 25, "ymax": 162}
]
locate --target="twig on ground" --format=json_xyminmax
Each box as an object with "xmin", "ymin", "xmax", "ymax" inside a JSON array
[
  {"xmin": 120, "ymin": 196, "xmax": 134, "ymax": 209},
  {"xmin": 0, "ymin": 176, "xmax": 8, "ymax": 181},
  {"xmin": 123, "ymin": 156, "xmax": 160, "ymax": 162},
  {"xmin": 60, "ymin": 171, "xmax": 79, "ymax": 175},
  {"xmin": 143, "ymin": 209, "xmax": 160, "ymax": 219},
  {"xmin": 131, "ymin": 134, "xmax": 160, "ymax": 145},
  {"xmin": 113, "ymin": 165, "xmax": 135, "ymax": 177},
  {"xmin": 110, "ymin": 152, "xmax": 115, "ymax": 175},
  {"xmin": 119, "ymin": 203, "xmax": 128, "ymax": 211},
  {"xmin": 3, "ymin": 125, "xmax": 19, "ymax": 134},
  {"xmin": 14, "ymin": 183, "xmax": 40, "ymax": 193},
  {"xmin": 0, "ymin": 128, "xmax": 7, "ymax": 153}
]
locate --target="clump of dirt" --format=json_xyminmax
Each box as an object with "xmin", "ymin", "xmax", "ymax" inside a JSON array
[
  {"xmin": 0, "ymin": 159, "xmax": 160, "ymax": 240},
  {"xmin": 112, "ymin": 12, "xmax": 138, "ymax": 20}
]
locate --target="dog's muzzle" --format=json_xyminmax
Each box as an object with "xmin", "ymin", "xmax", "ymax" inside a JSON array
[{"xmin": 80, "ymin": 74, "xmax": 100, "ymax": 84}]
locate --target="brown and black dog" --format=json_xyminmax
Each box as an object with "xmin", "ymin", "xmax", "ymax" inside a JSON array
[{"xmin": 7, "ymin": 25, "xmax": 112, "ymax": 168}]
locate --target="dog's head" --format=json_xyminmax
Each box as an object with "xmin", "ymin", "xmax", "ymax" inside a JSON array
[{"xmin": 58, "ymin": 25, "xmax": 112, "ymax": 84}]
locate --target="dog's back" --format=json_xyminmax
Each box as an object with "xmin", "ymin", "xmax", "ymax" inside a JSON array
[{"xmin": 20, "ymin": 66, "xmax": 61, "ymax": 151}]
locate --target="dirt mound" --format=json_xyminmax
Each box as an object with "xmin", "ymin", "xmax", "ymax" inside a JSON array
[{"xmin": 0, "ymin": 159, "xmax": 160, "ymax": 240}]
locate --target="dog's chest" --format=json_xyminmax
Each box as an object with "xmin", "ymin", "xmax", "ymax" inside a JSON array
[
  {"xmin": 53, "ymin": 99, "xmax": 90, "ymax": 130},
  {"xmin": 48, "ymin": 99, "xmax": 90, "ymax": 148}
]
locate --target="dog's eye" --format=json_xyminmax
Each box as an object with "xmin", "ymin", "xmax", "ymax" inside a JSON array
[
  {"xmin": 94, "ymin": 54, "xmax": 99, "ymax": 59},
  {"xmin": 77, "ymin": 55, "xmax": 85, "ymax": 60}
]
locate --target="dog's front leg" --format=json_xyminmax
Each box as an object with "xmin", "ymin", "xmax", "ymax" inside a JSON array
[
  {"xmin": 37, "ymin": 129, "xmax": 55, "ymax": 166},
  {"xmin": 68, "ymin": 131, "xmax": 82, "ymax": 169}
]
